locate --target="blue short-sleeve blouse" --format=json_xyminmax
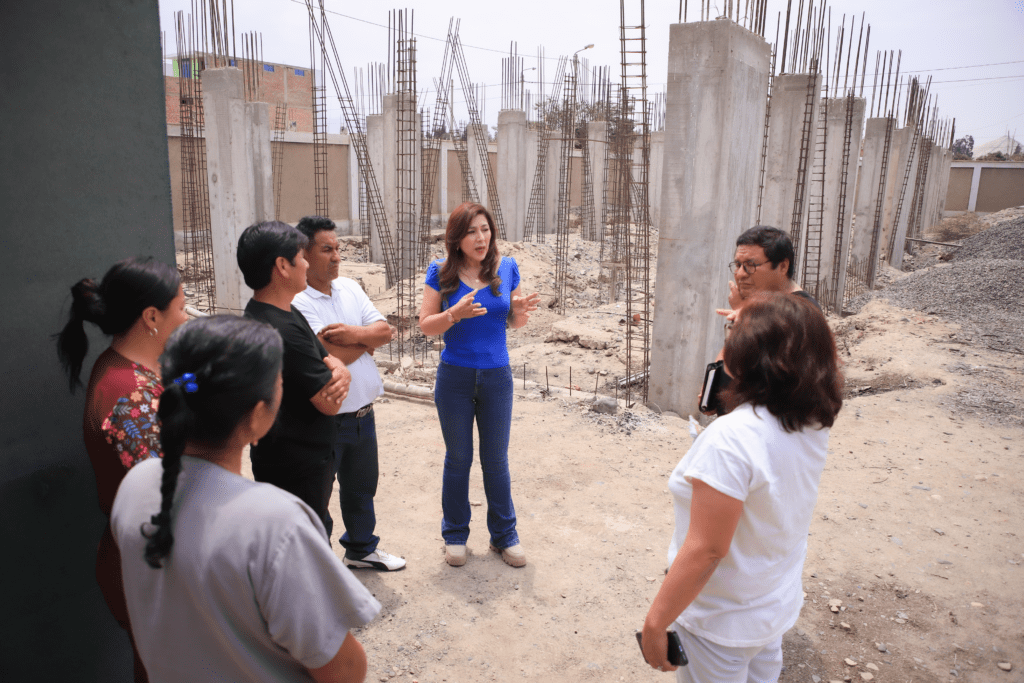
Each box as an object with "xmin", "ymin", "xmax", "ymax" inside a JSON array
[{"xmin": 424, "ymin": 257, "xmax": 520, "ymax": 369}]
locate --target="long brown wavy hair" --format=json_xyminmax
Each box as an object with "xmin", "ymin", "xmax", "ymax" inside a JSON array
[
  {"xmin": 720, "ymin": 292, "xmax": 843, "ymax": 432},
  {"xmin": 437, "ymin": 202, "xmax": 502, "ymax": 303}
]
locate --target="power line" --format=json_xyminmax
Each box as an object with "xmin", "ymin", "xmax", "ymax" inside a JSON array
[
  {"xmin": 907, "ymin": 59, "xmax": 1024, "ymax": 73},
  {"xmin": 285, "ymin": 0, "xmax": 559, "ymax": 59}
]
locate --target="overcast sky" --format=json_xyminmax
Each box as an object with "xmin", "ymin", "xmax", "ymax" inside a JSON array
[{"xmin": 158, "ymin": 0, "xmax": 1024, "ymax": 147}]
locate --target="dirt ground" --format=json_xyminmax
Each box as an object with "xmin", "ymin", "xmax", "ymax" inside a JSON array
[{"xmin": 230, "ymin": 222, "xmax": 1023, "ymax": 683}]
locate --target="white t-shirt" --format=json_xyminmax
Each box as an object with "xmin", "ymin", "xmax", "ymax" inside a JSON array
[
  {"xmin": 293, "ymin": 278, "xmax": 386, "ymax": 414},
  {"xmin": 668, "ymin": 403, "xmax": 829, "ymax": 648},
  {"xmin": 111, "ymin": 457, "xmax": 382, "ymax": 682}
]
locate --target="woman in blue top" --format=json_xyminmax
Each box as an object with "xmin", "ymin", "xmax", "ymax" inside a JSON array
[{"xmin": 419, "ymin": 202, "xmax": 540, "ymax": 568}]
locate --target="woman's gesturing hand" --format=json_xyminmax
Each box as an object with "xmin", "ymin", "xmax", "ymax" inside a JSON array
[
  {"xmin": 451, "ymin": 289, "xmax": 487, "ymax": 322},
  {"xmin": 512, "ymin": 292, "xmax": 540, "ymax": 316}
]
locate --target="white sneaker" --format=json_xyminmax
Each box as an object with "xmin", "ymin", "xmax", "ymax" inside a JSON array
[{"xmin": 344, "ymin": 549, "xmax": 407, "ymax": 571}]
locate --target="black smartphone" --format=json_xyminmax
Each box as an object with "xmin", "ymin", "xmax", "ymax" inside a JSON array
[{"xmin": 635, "ymin": 630, "xmax": 688, "ymax": 667}]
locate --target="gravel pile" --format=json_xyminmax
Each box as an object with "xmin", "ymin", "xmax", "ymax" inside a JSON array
[
  {"xmin": 951, "ymin": 214, "xmax": 1024, "ymax": 262},
  {"xmin": 849, "ymin": 258, "xmax": 1024, "ymax": 353}
]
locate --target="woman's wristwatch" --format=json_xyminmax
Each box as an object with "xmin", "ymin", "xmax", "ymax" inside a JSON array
[{"xmin": 446, "ymin": 311, "xmax": 457, "ymax": 325}]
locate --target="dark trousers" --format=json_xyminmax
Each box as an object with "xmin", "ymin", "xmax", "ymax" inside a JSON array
[
  {"xmin": 333, "ymin": 409, "xmax": 380, "ymax": 557},
  {"xmin": 251, "ymin": 437, "xmax": 335, "ymax": 540}
]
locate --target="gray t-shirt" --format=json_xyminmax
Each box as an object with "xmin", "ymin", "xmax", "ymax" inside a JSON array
[{"xmin": 111, "ymin": 456, "xmax": 381, "ymax": 682}]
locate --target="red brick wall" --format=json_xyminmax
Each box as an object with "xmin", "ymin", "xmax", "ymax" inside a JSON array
[
  {"xmin": 163, "ymin": 59, "xmax": 314, "ymax": 131},
  {"xmin": 164, "ymin": 76, "xmax": 180, "ymax": 125}
]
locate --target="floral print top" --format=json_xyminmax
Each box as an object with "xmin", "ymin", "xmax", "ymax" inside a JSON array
[{"xmin": 101, "ymin": 361, "xmax": 163, "ymax": 469}]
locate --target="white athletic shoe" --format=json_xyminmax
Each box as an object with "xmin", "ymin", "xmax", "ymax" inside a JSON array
[{"xmin": 344, "ymin": 548, "xmax": 407, "ymax": 571}]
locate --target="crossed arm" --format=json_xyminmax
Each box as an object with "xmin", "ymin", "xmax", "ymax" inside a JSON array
[{"xmin": 317, "ymin": 321, "xmax": 394, "ymax": 366}]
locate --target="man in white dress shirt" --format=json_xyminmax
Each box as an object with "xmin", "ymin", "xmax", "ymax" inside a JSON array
[{"xmin": 293, "ymin": 216, "xmax": 406, "ymax": 571}]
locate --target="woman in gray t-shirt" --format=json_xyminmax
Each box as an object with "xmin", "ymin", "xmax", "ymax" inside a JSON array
[{"xmin": 112, "ymin": 316, "xmax": 380, "ymax": 682}]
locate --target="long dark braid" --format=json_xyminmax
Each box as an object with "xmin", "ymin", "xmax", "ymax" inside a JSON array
[
  {"xmin": 142, "ymin": 380, "xmax": 189, "ymax": 568},
  {"xmin": 141, "ymin": 315, "xmax": 283, "ymax": 568}
]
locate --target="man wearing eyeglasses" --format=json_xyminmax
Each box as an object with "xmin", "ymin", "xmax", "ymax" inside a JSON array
[
  {"xmin": 723, "ymin": 226, "xmax": 819, "ymax": 314},
  {"xmin": 700, "ymin": 226, "xmax": 820, "ymax": 415}
]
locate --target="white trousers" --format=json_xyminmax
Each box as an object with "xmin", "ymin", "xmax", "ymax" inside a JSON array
[{"xmin": 671, "ymin": 624, "xmax": 783, "ymax": 683}]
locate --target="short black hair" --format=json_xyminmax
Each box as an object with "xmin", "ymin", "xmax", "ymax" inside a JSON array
[
  {"xmin": 295, "ymin": 215, "xmax": 336, "ymax": 245},
  {"xmin": 236, "ymin": 221, "xmax": 307, "ymax": 290},
  {"xmin": 736, "ymin": 226, "xmax": 795, "ymax": 279}
]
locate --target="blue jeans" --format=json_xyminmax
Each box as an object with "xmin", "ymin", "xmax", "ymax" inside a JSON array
[
  {"xmin": 333, "ymin": 410, "xmax": 380, "ymax": 557},
  {"xmin": 434, "ymin": 361, "xmax": 518, "ymax": 548}
]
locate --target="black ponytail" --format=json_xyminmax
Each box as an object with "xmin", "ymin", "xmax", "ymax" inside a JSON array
[
  {"xmin": 142, "ymin": 315, "xmax": 283, "ymax": 568},
  {"xmin": 56, "ymin": 279, "xmax": 105, "ymax": 391},
  {"xmin": 55, "ymin": 257, "xmax": 180, "ymax": 392}
]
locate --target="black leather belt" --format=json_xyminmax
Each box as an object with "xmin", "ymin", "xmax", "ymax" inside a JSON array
[{"xmin": 338, "ymin": 404, "xmax": 373, "ymax": 419}]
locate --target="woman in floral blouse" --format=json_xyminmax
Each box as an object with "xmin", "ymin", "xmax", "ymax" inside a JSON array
[{"xmin": 56, "ymin": 257, "xmax": 188, "ymax": 683}]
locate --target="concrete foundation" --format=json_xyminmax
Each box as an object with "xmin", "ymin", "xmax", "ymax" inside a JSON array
[
  {"xmin": 813, "ymin": 96, "xmax": 866, "ymax": 312},
  {"xmin": 497, "ymin": 109, "xmax": 528, "ymax": 242},
  {"xmin": 202, "ymin": 67, "xmax": 273, "ymax": 312},
  {"xmin": 760, "ymin": 72, "xmax": 822, "ymax": 284},
  {"xmin": 650, "ymin": 19, "xmax": 770, "ymax": 417},
  {"xmin": 848, "ymin": 117, "xmax": 894, "ymax": 287}
]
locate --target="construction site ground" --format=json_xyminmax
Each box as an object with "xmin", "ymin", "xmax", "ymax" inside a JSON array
[{"xmin": 211, "ymin": 209, "xmax": 1023, "ymax": 683}]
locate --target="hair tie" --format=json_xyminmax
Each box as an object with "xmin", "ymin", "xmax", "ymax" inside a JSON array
[{"xmin": 172, "ymin": 372, "xmax": 198, "ymax": 393}]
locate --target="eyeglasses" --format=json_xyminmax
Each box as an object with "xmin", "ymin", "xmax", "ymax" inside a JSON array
[{"xmin": 728, "ymin": 260, "xmax": 769, "ymax": 274}]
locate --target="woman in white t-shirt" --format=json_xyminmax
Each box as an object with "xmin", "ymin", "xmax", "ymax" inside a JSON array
[
  {"xmin": 111, "ymin": 316, "xmax": 380, "ymax": 683},
  {"xmin": 641, "ymin": 293, "xmax": 843, "ymax": 682}
]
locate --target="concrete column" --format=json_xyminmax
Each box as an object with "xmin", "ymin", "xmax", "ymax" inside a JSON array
[
  {"xmin": 344, "ymin": 138, "xmax": 360, "ymax": 236},
  {"xmin": 883, "ymin": 124, "xmax": 920, "ymax": 268},
  {"xmin": 849, "ymin": 117, "xmax": 893, "ymax": 285},
  {"xmin": 438, "ymin": 139, "xmax": 451, "ymax": 224},
  {"xmin": 966, "ymin": 163, "xmax": 983, "ymax": 212},
  {"xmin": 935, "ymin": 148, "xmax": 952, "ymax": 223},
  {"xmin": 760, "ymin": 72, "xmax": 823, "ymax": 281},
  {"xmin": 467, "ymin": 123, "xmax": 489, "ymax": 209},
  {"xmin": 523, "ymin": 125, "xmax": 540, "ymax": 234},
  {"xmin": 396, "ymin": 91, "xmax": 422, "ymax": 281},
  {"xmin": 365, "ymin": 113, "xmax": 385, "ymax": 264},
  {"xmin": 202, "ymin": 67, "xmax": 274, "ymax": 312},
  {"xmin": 541, "ymin": 130, "xmax": 560, "ymax": 237},
  {"xmin": 497, "ymin": 109, "xmax": 528, "ymax": 242},
  {"xmin": 382, "ymin": 95, "xmax": 398, "ymax": 268},
  {"xmin": 924, "ymin": 142, "xmax": 945, "ymax": 231},
  {"xmin": 649, "ymin": 130, "xmax": 665, "ymax": 229},
  {"xmin": 650, "ymin": 19, "xmax": 770, "ymax": 417},
  {"xmin": 588, "ymin": 120, "xmax": 609, "ymax": 243},
  {"xmin": 814, "ymin": 96, "xmax": 865, "ymax": 312}
]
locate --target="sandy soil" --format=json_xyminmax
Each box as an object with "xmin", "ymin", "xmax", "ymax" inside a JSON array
[{"xmin": 229, "ymin": 228, "xmax": 1024, "ymax": 683}]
